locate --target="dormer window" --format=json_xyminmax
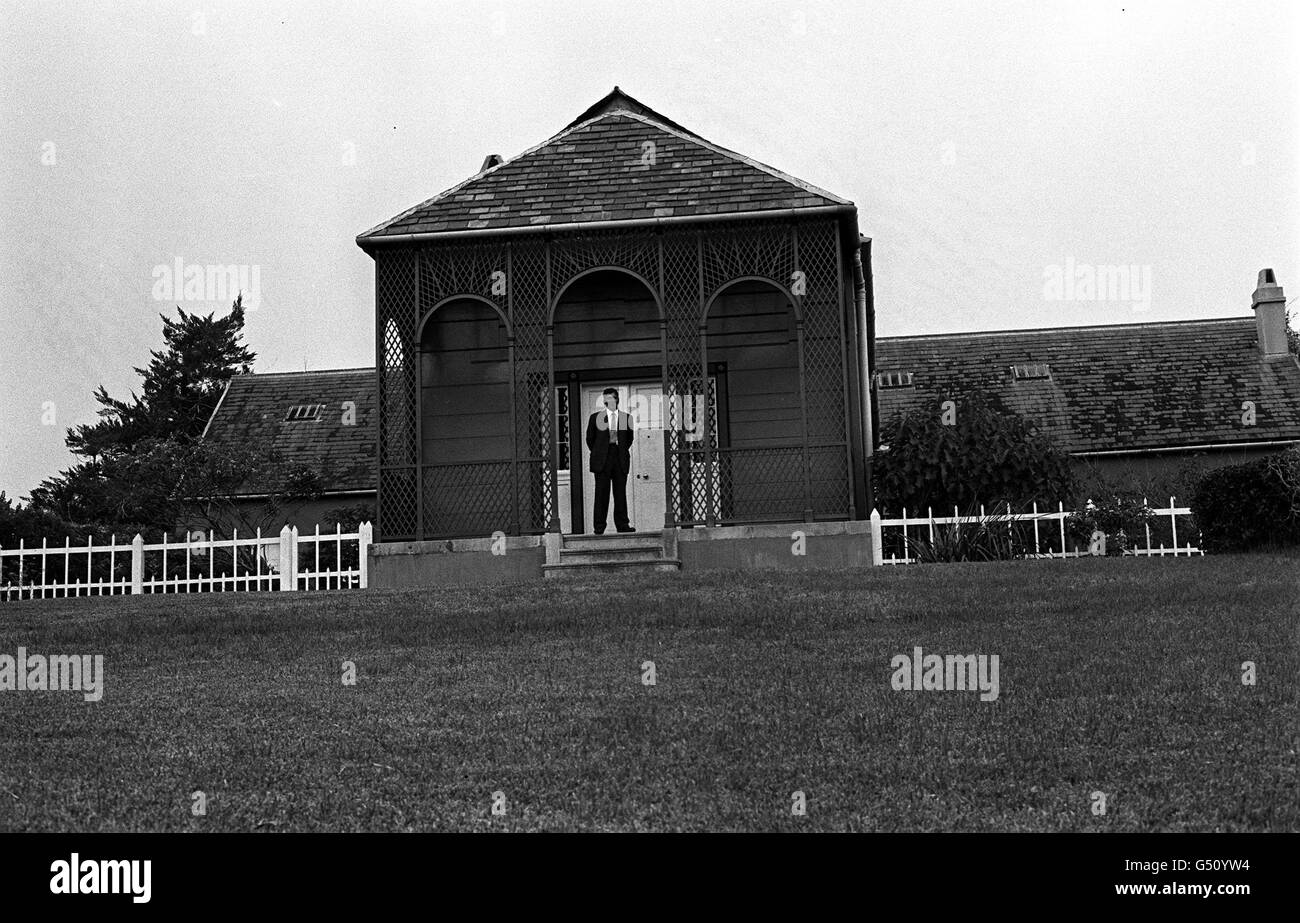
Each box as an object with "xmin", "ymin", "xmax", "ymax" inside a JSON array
[
  {"xmin": 284, "ymin": 403, "xmax": 325, "ymax": 422},
  {"xmin": 877, "ymin": 371, "xmax": 914, "ymax": 389},
  {"xmin": 1010, "ymin": 363, "xmax": 1051, "ymax": 381}
]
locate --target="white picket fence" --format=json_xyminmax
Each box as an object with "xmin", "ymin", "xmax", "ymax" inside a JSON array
[
  {"xmin": 0, "ymin": 523, "xmax": 372, "ymax": 602},
  {"xmin": 869, "ymin": 499, "xmax": 1202, "ymax": 565}
]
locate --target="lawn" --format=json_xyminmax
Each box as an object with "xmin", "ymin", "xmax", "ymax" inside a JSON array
[{"xmin": 0, "ymin": 554, "xmax": 1295, "ymax": 832}]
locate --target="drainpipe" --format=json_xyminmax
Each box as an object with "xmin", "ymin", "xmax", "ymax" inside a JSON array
[{"xmin": 852, "ymin": 238, "xmax": 874, "ymax": 509}]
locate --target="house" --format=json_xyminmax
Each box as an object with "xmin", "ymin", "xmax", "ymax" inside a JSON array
[
  {"xmin": 875, "ymin": 270, "xmax": 1300, "ymax": 499},
  {"xmin": 196, "ymin": 368, "xmax": 376, "ymax": 534}
]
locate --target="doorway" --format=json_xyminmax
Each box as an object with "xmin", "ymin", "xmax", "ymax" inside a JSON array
[{"xmin": 576, "ymin": 380, "xmax": 666, "ymax": 534}]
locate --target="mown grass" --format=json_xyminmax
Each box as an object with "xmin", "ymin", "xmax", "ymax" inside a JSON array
[{"xmin": 0, "ymin": 553, "xmax": 1295, "ymax": 831}]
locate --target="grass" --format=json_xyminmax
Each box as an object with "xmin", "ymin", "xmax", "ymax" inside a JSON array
[{"xmin": 0, "ymin": 553, "xmax": 1296, "ymax": 832}]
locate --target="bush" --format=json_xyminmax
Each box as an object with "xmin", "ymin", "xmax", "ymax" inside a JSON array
[
  {"xmin": 1067, "ymin": 496, "xmax": 1156, "ymax": 556},
  {"xmin": 1189, "ymin": 448, "xmax": 1300, "ymax": 553},
  {"xmin": 0, "ymin": 491, "xmax": 93, "ymax": 549},
  {"xmin": 1072, "ymin": 457, "xmax": 1207, "ymax": 509},
  {"xmin": 873, "ymin": 389, "xmax": 1077, "ymax": 515}
]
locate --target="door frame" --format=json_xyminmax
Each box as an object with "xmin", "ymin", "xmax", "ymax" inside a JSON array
[
  {"xmin": 560, "ymin": 363, "xmax": 730, "ymax": 533},
  {"xmin": 564, "ymin": 365, "xmax": 661, "ymax": 535}
]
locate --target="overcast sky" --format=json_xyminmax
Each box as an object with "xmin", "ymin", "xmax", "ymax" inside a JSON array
[{"xmin": 1, "ymin": 0, "xmax": 1297, "ymax": 499}]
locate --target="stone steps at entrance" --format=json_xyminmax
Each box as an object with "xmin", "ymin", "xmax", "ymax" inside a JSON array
[
  {"xmin": 559, "ymin": 546, "xmax": 662, "ymax": 565},
  {"xmin": 544, "ymin": 530, "xmax": 680, "ymax": 578},
  {"xmin": 561, "ymin": 531, "xmax": 662, "ymax": 552}
]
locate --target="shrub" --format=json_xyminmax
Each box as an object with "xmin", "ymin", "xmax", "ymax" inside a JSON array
[
  {"xmin": 1067, "ymin": 496, "xmax": 1156, "ymax": 556},
  {"xmin": 1072, "ymin": 457, "xmax": 1207, "ymax": 510},
  {"xmin": 1189, "ymin": 448, "xmax": 1300, "ymax": 552},
  {"xmin": 873, "ymin": 389, "xmax": 1077, "ymax": 515}
]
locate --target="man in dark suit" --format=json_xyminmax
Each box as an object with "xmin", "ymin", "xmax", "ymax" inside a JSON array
[{"xmin": 586, "ymin": 387, "xmax": 635, "ymax": 534}]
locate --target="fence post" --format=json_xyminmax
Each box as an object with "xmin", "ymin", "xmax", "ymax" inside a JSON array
[
  {"xmin": 869, "ymin": 509, "xmax": 883, "ymax": 567},
  {"xmin": 130, "ymin": 534, "xmax": 144, "ymax": 594},
  {"xmin": 279, "ymin": 525, "xmax": 296, "ymax": 591},
  {"xmin": 359, "ymin": 521, "xmax": 373, "ymax": 588},
  {"xmin": 1057, "ymin": 502, "xmax": 1066, "ymax": 560}
]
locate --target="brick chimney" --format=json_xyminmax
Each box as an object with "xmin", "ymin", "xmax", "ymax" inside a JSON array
[
  {"xmin": 1251, "ymin": 268, "xmax": 1289, "ymax": 358},
  {"xmin": 479, "ymin": 153, "xmax": 503, "ymax": 172}
]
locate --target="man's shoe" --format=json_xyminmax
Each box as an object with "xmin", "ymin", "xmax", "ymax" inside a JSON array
[
  {"xmin": 593, "ymin": 529, "xmax": 605, "ymax": 535},
  {"xmin": 616, "ymin": 525, "xmax": 636, "ymax": 533}
]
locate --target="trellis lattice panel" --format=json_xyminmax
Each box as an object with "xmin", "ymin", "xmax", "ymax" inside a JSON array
[
  {"xmin": 796, "ymin": 220, "xmax": 847, "ymax": 446},
  {"xmin": 511, "ymin": 241, "xmax": 551, "ymax": 534},
  {"xmin": 422, "ymin": 462, "xmax": 515, "ymax": 538},
  {"xmin": 700, "ymin": 220, "xmax": 797, "ymax": 300},
  {"xmin": 376, "ymin": 249, "xmax": 418, "ymax": 468},
  {"xmin": 661, "ymin": 230, "xmax": 704, "ymax": 522},
  {"xmin": 715, "ymin": 446, "xmax": 807, "ymax": 522},
  {"xmin": 375, "ymin": 249, "xmax": 419, "ymax": 540},
  {"xmin": 806, "ymin": 445, "xmax": 851, "ymax": 518},
  {"xmin": 378, "ymin": 467, "xmax": 418, "ymax": 540},
  {"xmin": 549, "ymin": 229, "xmax": 661, "ymax": 305},
  {"xmin": 417, "ymin": 241, "xmax": 509, "ymax": 320}
]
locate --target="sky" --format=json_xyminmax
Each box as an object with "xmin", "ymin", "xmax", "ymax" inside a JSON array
[{"xmin": 1, "ymin": 0, "xmax": 1297, "ymax": 499}]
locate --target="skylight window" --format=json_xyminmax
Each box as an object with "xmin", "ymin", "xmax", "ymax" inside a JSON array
[
  {"xmin": 284, "ymin": 403, "xmax": 325, "ymax": 422},
  {"xmin": 877, "ymin": 372, "xmax": 914, "ymax": 389},
  {"xmin": 1010, "ymin": 363, "xmax": 1051, "ymax": 381}
]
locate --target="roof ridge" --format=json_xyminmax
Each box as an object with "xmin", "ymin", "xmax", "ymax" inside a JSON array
[{"xmin": 877, "ymin": 316, "xmax": 1254, "ymax": 342}]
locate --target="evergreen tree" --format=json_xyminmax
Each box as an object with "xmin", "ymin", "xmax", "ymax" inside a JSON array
[{"xmin": 28, "ymin": 298, "xmax": 255, "ymax": 530}]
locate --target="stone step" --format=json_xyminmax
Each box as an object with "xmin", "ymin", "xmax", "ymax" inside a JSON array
[
  {"xmin": 562, "ymin": 532, "xmax": 662, "ymax": 552},
  {"xmin": 559, "ymin": 546, "xmax": 663, "ymax": 565},
  {"xmin": 542, "ymin": 558, "xmax": 682, "ymax": 579}
]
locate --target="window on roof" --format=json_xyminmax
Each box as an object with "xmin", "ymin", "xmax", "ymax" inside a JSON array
[
  {"xmin": 284, "ymin": 403, "xmax": 325, "ymax": 422},
  {"xmin": 876, "ymin": 371, "xmax": 914, "ymax": 389},
  {"xmin": 1010, "ymin": 363, "xmax": 1051, "ymax": 381}
]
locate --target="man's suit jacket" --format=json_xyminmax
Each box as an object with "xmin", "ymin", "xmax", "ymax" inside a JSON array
[{"xmin": 586, "ymin": 409, "xmax": 633, "ymax": 474}]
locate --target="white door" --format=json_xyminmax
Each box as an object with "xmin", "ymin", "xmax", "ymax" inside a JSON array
[
  {"xmin": 628, "ymin": 382, "xmax": 666, "ymax": 531},
  {"xmin": 578, "ymin": 382, "xmax": 664, "ymax": 533}
]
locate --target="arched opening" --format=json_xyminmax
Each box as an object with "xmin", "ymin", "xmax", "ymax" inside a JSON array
[
  {"xmin": 704, "ymin": 279, "xmax": 804, "ymax": 522},
  {"xmin": 419, "ymin": 298, "xmax": 514, "ymax": 537},
  {"xmin": 551, "ymin": 268, "xmax": 663, "ymax": 534}
]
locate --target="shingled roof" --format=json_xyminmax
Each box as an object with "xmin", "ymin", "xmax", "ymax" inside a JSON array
[
  {"xmin": 201, "ymin": 369, "xmax": 376, "ymax": 495},
  {"xmin": 357, "ymin": 87, "xmax": 850, "ymax": 242},
  {"xmin": 876, "ymin": 318, "xmax": 1300, "ymax": 454}
]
